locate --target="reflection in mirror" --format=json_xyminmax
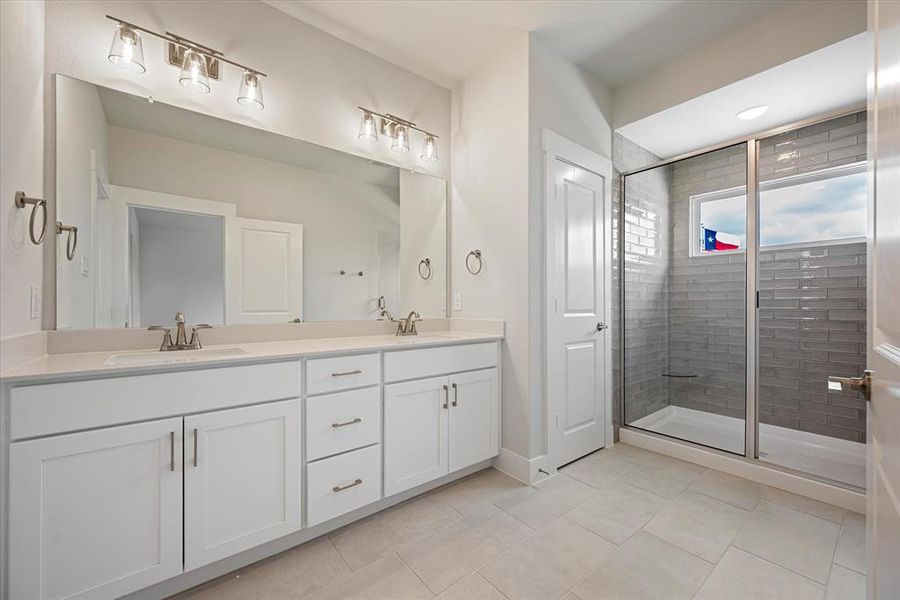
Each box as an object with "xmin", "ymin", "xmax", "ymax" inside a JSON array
[{"xmin": 54, "ymin": 75, "xmax": 447, "ymax": 329}]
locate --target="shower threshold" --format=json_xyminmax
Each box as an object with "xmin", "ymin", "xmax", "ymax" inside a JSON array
[{"xmin": 630, "ymin": 405, "xmax": 865, "ymax": 488}]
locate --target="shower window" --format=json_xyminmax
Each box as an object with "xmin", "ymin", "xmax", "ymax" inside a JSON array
[{"xmin": 690, "ymin": 162, "xmax": 867, "ymax": 256}]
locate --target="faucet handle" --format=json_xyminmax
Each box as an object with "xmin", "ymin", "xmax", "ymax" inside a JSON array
[
  {"xmin": 193, "ymin": 324, "xmax": 212, "ymax": 330},
  {"xmin": 189, "ymin": 324, "xmax": 212, "ymax": 349},
  {"xmin": 147, "ymin": 325, "xmax": 171, "ymax": 333}
]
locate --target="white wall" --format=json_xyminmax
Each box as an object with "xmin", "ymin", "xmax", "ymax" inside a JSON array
[
  {"xmin": 136, "ymin": 212, "xmax": 224, "ymax": 327},
  {"xmin": 612, "ymin": 0, "xmax": 867, "ymax": 128},
  {"xmin": 527, "ymin": 36, "xmax": 613, "ymax": 457},
  {"xmin": 108, "ymin": 126, "xmax": 402, "ymax": 322},
  {"xmin": 451, "ymin": 33, "xmax": 531, "ymax": 457},
  {"xmin": 42, "ymin": 0, "xmax": 451, "ymax": 327},
  {"xmin": 399, "ymin": 172, "xmax": 447, "ymax": 318},
  {"xmin": 55, "ymin": 76, "xmax": 110, "ymax": 329},
  {"xmin": 0, "ymin": 0, "xmax": 44, "ymax": 339}
]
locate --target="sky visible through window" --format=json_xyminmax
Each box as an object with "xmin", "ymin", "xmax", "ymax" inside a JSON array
[{"xmin": 698, "ymin": 168, "xmax": 867, "ymax": 251}]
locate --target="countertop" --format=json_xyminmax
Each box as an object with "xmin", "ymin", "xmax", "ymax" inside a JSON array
[{"xmin": 0, "ymin": 331, "xmax": 502, "ymax": 384}]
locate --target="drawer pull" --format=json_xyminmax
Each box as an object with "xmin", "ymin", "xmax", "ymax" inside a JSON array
[
  {"xmin": 451, "ymin": 382, "xmax": 458, "ymax": 407},
  {"xmin": 332, "ymin": 417, "xmax": 362, "ymax": 428},
  {"xmin": 169, "ymin": 431, "xmax": 175, "ymax": 472},
  {"xmin": 332, "ymin": 369, "xmax": 363, "ymax": 377},
  {"xmin": 333, "ymin": 478, "xmax": 363, "ymax": 493},
  {"xmin": 442, "ymin": 384, "xmax": 449, "ymax": 409}
]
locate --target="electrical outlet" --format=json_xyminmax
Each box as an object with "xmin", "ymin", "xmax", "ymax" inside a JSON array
[
  {"xmin": 80, "ymin": 255, "xmax": 90, "ymax": 277},
  {"xmin": 30, "ymin": 285, "xmax": 42, "ymax": 320},
  {"xmin": 454, "ymin": 293, "xmax": 462, "ymax": 311}
]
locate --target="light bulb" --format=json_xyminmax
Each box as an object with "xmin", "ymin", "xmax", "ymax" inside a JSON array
[
  {"xmin": 358, "ymin": 111, "xmax": 378, "ymax": 143},
  {"xmin": 736, "ymin": 105, "xmax": 769, "ymax": 120},
  {"xmin": 237, "ymin": 71, "xmax": 264, "ymax": 110},
  {"xmin": 108, "ymin": 23, "xmax": 146, "ymax": 74},
  {"xmin": 420, "ymin": 135, "xmax": 438, "ymax": 162},
  {"xmin": 391, "ymin": 124, "xmax": 410, "ymax": 153},
  {"xmin": 179, "ymin": 49, "xmax": 210, "ymax": 94}
]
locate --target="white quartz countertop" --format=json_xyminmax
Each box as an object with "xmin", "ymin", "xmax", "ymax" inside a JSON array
[{"xmin": 0, "ymin": 331, "xmax": 502, "ymax": 384}]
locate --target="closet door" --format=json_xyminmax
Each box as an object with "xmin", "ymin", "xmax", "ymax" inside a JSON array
[
  {"xmin": 9, "ymin": 418, "xmax": 183, "ymax": 600},
  {"xmin": 448, "ymin": 368, "xmax": 499, "ymax": 471},
  {"xmin": 225, "ymin": 216, "xmax": 303, "ymax": 323},
  {"xmin": 384, "ymin": 376, "xmax": 449, "ymax": 495},
  {"xmin": 184, "ymin": 399, "xmax": 301, "ymax": 570}
]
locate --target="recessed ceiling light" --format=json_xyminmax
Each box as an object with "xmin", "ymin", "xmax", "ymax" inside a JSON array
[{"xmin": 736, "ymin": 105, "xmax": 769, "ymax": 120}]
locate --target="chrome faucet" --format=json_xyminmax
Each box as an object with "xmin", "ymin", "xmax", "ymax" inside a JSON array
[
  {"xmin": 148, "ymin": 312, "xmax": 212, "ymax": 351},
  {"xmin": 396, "ymin": 311, "xmax": 421, "ymax": 336},
  {"xmin": 376, "ymin": 295, "xmax": 394, "ymax": 322}
]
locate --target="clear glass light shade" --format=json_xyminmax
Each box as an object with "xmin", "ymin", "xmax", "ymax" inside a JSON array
[
  {"xmin": 420, "ymin": 135, "xmax": 438, "ymax": 162},
  {"xmin": 108, "ymin": 24, "xmax": 146, "ymax": 74},
  {"xmin": 179, "ymin": 49, "xmax": 210, "ymax": 94},
  {"xmin": 237, "ymin": 71, "xmax": 264, "ymax": 110},
  {"xmin": 358, "ymin": 111, "xmax": 378, "ymax": 143},
  {"xmin": 391, "ymin": 124, "xmax": 410, "ymax": 153}
]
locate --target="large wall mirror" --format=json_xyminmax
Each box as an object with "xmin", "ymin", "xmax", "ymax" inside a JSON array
[{"xmin": 55, "ymin": 75, "xmax": 447, "ymax": 329}]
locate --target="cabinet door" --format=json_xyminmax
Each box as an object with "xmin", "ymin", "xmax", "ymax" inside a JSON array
[
  {"xmin": 10, "ymin": 418, "xmax": 183, "ymax": 600},
  {"xmin": 449, "ymin": 368, "xmax": 500, "ymax": 471},
  {"xmin": 384, "ymin": 376, "xmax": 449, "ymax": 496},
  {"xmin": 184, "ymin": 399, "xmax": 301, "ymax": 570}
]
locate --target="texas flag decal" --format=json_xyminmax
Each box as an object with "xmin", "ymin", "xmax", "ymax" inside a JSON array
[{"xmin": 702, "ymin": 226, "xmax": 740, "ymax": 251}]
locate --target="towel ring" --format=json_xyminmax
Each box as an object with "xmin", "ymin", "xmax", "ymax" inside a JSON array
[
  {"xmin": 465, "ymin": 249, "xmax": 483, "ymax": 275},
  {"xmin": 57, "ymin": 222, "xmax": 78, "ymax": 261},
  {"xmin": 418, "ymin": 258, "xmax": 432, "ymax": 280},
  {"xmin": 14, "ymin": 191, "xmax": 48, "ymax": 245}
]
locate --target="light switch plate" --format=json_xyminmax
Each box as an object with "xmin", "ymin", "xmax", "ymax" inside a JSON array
[
  {"xmin": 454, "ymin": 293, "xmax": 462, "ymax": 311},
  {"xmin": 30, "ymin": 285, "xmax": 41, "ymax": 320}
]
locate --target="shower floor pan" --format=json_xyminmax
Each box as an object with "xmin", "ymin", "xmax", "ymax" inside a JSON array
[{"xmin": 630, "ymin": 405, "xmax": 865, "ymax": 489}]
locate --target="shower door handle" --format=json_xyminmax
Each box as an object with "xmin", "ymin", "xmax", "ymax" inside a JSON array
[
  {"xmin": 596, "ymin": 323, "xmax": 608, "ymax": 332},
  {"xmin": 828, "ymin": 370, "xmax": 873, "ymax": 401}
]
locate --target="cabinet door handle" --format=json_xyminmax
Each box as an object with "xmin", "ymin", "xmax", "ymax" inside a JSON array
[
  {"xmin": 332, "ymin": 417, "xmax": 362, "ymax": 428},
  {"xmin": 442, "ymin": 384, "xmax": 449, "ymax": 409},
  {"xmin": 451, "ymin": 382, "xmax": 458, "ymax": 407},
  {"xmin": 333, "ymin": 478, "xmax": 363, "ymax": 492},
  {"xmin": 193, "ymin": 428, "xmax": 199, "ymax": 467},
  {"xmin": 169, "ymin": 431, "xmax": 175, "ymax": 472},
  {"xmin": 332, "ymin": 369, "xmax": 363, "ymax": 377}
]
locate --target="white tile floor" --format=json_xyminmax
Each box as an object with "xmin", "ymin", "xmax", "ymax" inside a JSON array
[{"xmin": 176, "ymin": 443, "xmax": 866, "ymax": 600}]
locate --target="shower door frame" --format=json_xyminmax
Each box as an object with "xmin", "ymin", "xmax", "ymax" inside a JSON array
[{"xmin": 617, "ymin": 103, "xmax": 866, "ymax": 486}]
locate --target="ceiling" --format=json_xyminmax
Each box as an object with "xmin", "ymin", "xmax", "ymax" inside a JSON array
[
  {"xmin": 264, "ymin": 0, "xmax": 786, "ymax": 89},
  {"xmin": 617, "ymin": 33, "xmax": 869, "ymax": 159},
  {"xmin": 98, "ymin": 85, "xmax": 400, "ymax": 189}
]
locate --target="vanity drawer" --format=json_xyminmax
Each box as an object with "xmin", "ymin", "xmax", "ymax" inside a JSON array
[
  {"xmin": 306, "ymin": 444, "xmax": 381, "ymax": 527},
  {"xmin": 383, "ymin": 342, "xmax": 498, "ymax": 382},
  {"xmin": 306, "ymin": 387, "xmax": 381, "ymax": 461},
  {"xmin": 306, "ymin": 353, "xmax": 380, "ymax": 395},
  {"xmin": 9, "ymin": 360, "xmax": 301, "ymax": 440}
]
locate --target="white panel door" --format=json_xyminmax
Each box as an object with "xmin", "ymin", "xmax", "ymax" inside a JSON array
[
  {"xmin": 545, "ymin": 133, "xmax": 612, "ymax": 469},
  {"xmin": 9, "ymin": 418, "xmax": 183, "ymax": 600},
  {"xmin": 384, "ymin": 376, "xmax": 449, "ymax": 496},
  {"xmin": 448, "ymin": 368, "xmax": 499, "ymax": 471},
  {"xmin": 225, "ymin": 216, "xmax": 303, "ymax": 323},
  {"xmin": 867, "ymin": 2, "xmax": 900, "ymax": 596},
  {"xmin": 184, "ymin": 399, "xmax": 301, "ymax": 570}
]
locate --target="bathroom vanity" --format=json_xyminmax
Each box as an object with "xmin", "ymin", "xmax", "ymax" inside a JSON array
[{"xmin": 0, "ymin": 331, "xmax": 501, "ymax": 599}]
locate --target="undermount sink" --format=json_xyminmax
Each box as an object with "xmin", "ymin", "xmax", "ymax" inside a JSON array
[{"xmin": 103, "ymin": 347, "xmax": 249, "ymax": 366}]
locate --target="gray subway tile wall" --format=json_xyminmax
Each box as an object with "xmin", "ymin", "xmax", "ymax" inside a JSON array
[{"xmin": 615, "ymin": 111, "xmax": 867, "ymax": 444}]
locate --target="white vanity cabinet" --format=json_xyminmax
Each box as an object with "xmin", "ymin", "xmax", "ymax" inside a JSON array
[
  {"xmin": 383, "ymin": 343, "xmax": 500, "ymax": 496},
  {"xmin": 184, "ymin": 400, "xmax": 301, "ymax": 570},
  {"xmin": 9, "ymin": 418, "xmax": 185, "ymax": 600}
]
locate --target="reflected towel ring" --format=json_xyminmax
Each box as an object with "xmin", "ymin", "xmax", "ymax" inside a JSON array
[
  {"xmin": 57, "ymin": 222, "xmax": 78, "ymax": 261},
  {"xmin": 418, "ymin": 258, "xmax": 432, "ymax": 280},
  {"xmin": 465, "ymin": 249, "xmax": 483, "ymax": 275},
  {"xmin": 14, "ymin": 191, "xmax": 48, "ymax": 245}
]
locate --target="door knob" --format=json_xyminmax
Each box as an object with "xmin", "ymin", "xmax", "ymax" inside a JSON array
[
  {"xmin": 596, "ymin": 323, "xmax": 608, "ymax": 332},
  {"xmin": 828, "ymin": 370, "xmax": 873, "ymax": 401}
]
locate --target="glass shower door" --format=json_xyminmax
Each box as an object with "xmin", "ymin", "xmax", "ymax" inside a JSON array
[{"xmin": 622, "ymin": 143, "xmax": 748, "ymax": 455}]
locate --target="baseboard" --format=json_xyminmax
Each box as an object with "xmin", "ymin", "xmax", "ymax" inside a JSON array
[
  {"xmin": 620, "ymin": 427, "xmax": 866, "ymax": 514},
  {"xmin": 492, "ymin": 447, "xmax": 547, "ymax": 484}
]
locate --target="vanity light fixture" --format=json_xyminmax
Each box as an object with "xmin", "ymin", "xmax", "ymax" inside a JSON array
[
  {"xmin": 105, "ymin": 15, "xmax": 267, "ymax": 110},
  {"xmin": 108, "ymin": 22, "xmax": 146, "ymax": 74},
  {"xmin": 357, "ymin": 107, "xmax": 439, "ymax": 163},
  {"xmin": 358, "ymin": 110, "xmax": 378, "ymax": 143}
]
